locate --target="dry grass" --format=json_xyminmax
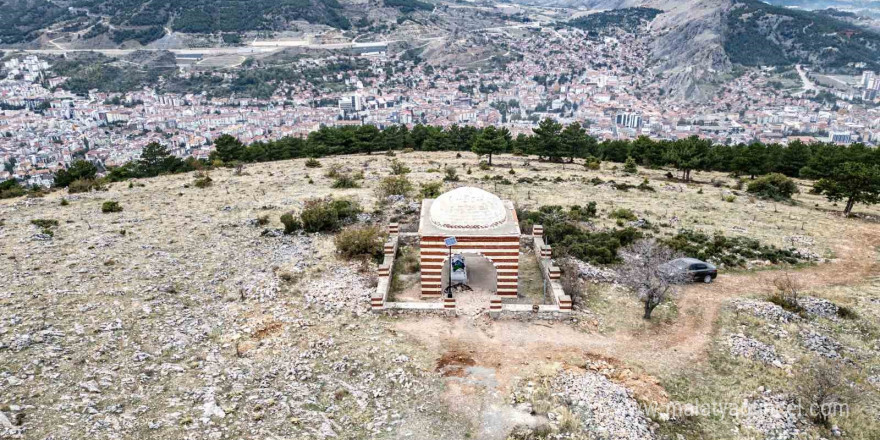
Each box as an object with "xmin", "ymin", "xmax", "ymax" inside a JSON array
[{"xmin": 2, "ymin": 152, "xmax": 879, "ymax": 440}]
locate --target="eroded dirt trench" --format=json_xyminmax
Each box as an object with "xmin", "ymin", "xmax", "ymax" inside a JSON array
[{"xmin": 393, "ymin": 222, "xmax": 880, "ymax": 437}]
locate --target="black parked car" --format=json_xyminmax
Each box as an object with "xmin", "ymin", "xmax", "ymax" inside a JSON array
[{"xmin": 659, "ymin": 258, "xmax": 718, "ymax": 283}]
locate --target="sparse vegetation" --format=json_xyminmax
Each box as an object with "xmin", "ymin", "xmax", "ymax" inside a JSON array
[
  {"xmin": 30, "ymin": 219, "xmax": 59, "ymax": 229},
  {"xmin": 768, "ymin": 272, "xmax": 805, "ymax": 314},
  {"xmin": 623, "ymin": 156, "xmax": 638, "ymax": 174},
  {"xmin": 332, "ymin": 173, "xmax": 360, "ymax": 189},
  {"xmin": 334, "ymin": 225, "xmax": 386, "ymax": 261},
  {"xmin": 280, "ymin": 212, "xmax": 302, "ymax": 234},
  {"xmin": 665, "ymin": 230, "xmax": 806, "ymax": 267},
  {"xmin": 377, "ymin": 176, "xmax": 413, "ymax": 197},
  {"xmin": 747, "ymin": 173, "xmax": 799, "ymax": 200},
  {"xmin": 101, "ymin": 201, "xmax": 123, "ymax": 213},
  {"xmin": 299, "ymin": 197, "xmax": 361, "ymax": 233},
  {"xmin": 444, "ymin": 166, "xmax": 459, "ymax": 182},
  {"xmin": 419, "ymin": 182, "xmax": 443, "ymax": 199},
  {"xmin": 609, "ymin": 208, "xmax": 637, "ymax": 222},
  {"xmin": 193, "ymin": 174, "xmax": 213, "ymax": 188},
  {"xmin": 389, "ymin": 159, "xmax": 411, "ymax": 175},
  {"xmin": 68, "ymin": 178, "xmax": 105, "ymax": 194}
]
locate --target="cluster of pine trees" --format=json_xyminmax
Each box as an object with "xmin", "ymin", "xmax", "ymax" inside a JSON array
[{"xmin": 46, "ymin": 118, "xmax": 880, "ymax": 215}]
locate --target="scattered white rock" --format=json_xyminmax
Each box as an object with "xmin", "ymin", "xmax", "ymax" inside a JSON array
[
  {"xmin": 551, "ymin": 370, "xmax": 655, "ymax": 440},
  {"xmin": 727, "ymin": 333, "xmax": 787, "ymax": 367},
  {"xmin": 732, "ymin": 299, "xmax": 800, "ymax": 323},
  {"xmin": 740, "ymin": 392, "xmax": 807, "ymax": 440}
]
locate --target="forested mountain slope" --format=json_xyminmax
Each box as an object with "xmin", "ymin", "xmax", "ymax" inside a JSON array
[{"xmin": 723, "ymin": 0, "xmax": 880, "ymax": 71}]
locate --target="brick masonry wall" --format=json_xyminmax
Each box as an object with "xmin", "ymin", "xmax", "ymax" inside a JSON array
[
  {"xmin": 371, "ymin": 225, "xmax": 399, "ymax": 311},
  {"xmin": 419, "ymin": 235, "xmax": 520, "ymax": 297},
  {"xmin": 531, "ymin": 225, "xmax": 572, "ymax": 313}
]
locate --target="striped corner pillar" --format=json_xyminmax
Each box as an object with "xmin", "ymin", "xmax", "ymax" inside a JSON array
[
  {"xmin": 559, "ymin": 295, "xmax": 572, "ymax": 311},
  {"xmin": 532, "ymin": 224, "xmax": 543, "ymax": 238},
  {"xmin": 420, "ymin": 235, "xmax": 520, "ymax": 298},
  {"xmin": 489, "ymin": 297, "xmax": 502, "ymax": 312},
  {"xmin": 388, "ymin": 222, "xmax": 400, "ymax": 235},
  {"xmin": 443, "ymin": 296, "xmax": 456, "ymax": 310},
  {"xmin": 540, "ymin": 244, "xmax": 552, "ymax": 259}
]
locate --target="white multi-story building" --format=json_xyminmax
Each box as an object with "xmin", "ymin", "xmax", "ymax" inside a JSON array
[{"xmin": 615, "ymin": 112, "xmax": 642, "ymax": 129}]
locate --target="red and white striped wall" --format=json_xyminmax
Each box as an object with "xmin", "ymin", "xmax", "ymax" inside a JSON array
[{"xmin": 420, "ymin": 235, "xmax": 520, "ymax": 298}]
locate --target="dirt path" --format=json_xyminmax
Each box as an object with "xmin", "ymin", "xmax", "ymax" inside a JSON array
[{"xmin": 394, "ymin": 221, "xmax": 880, "ymax": 400}]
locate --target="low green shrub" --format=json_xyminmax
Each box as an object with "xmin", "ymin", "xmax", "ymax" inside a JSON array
[
  {"xmin": 419, "ymin": 182, "xmax": 443, "ymax": 198},
  {"xmin": 664, "ymin": 229, "xmax": 805, "ymax": 267},
  {"xmin": 836, "ymin": 305, "xmax": 857, "ymax": 319},
  {"xmin": 584, "ymin": 156, "xmax": 601, "ymax": 170},
  {"xmin": 767, "ymin": 293, "xmax": 805, "ymax": 314},
  {"xmin": 300, "ymin": 198, "xmax": 361, "ymax": 233},
  {"xmin": 68, "ymin": 178, "xmax": 105, "ymax": 194},
  {"xmin": 520, "ymin": 204, "xmax": 640, "ymax": 264},
  {"xmin": 623, "ymin": 156, "xmax": 638, "ymax": 174},
  {"xmin": 102, "ymin": 201, "xmax": 123, "ymax": 213},
  {"xmin": 332, "ymin": 174, "xmax": 360, "ymax": 189},
  {"xmin": 747, "ymin": 173, "xmax": 799, "ymax": 200},
  {"xmin": 193, "ymin": 175, "xmax": 213, "ymax": 188},
  {"xmin": 478, "ymin": 161, "xmax": 491, "ymax": 171},
  {"xmin": 377, "ymin": 175, "xmax": 413, "ymax": 197},
  {"xmin": 390, "ymin": 159, "xmax": 411, "ymax": 175},
  {"xmin": 31, "ymin": 219, "xmax": 59, "ymax": 228},
  {"xmin": 444, "ymin": 166, "xmax": 459, "ymax": 182},
  {"xmin": 305, "ymin": 158, "xmax": 321, "ymax": 168},
  {"xmin": 0, "ymin": 179, "xmax": 27, "ymax": 199},
  {"xmin": 280, "ymin": 212, "xmax": 302, "ymax": 234},
  {"xmin": 609, "ymin": 208, "xmax": 637, "ymax": 221},
  {"xmin": 483, "ymin": 175, "xmax": 512, "ymax": 185},
  {"xmin": 569, "ymin": 202, "xmax": 597, "ymax": 221},
  {"xmin": 334, "ymin": 225, "xmax": 386, "ymax": 261}
]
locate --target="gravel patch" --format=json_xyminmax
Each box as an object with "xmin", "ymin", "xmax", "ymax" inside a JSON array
[
  {"xmin": 740, "ymin": 391, "xmax": 808, "ymax": 440},
  {"xmin": 726, "ymin": 333, "xmax": 787, "ymax": 368},
  {"xmin": 551, "ymin": 370, "xmax": 656, "ymax": 440},
  {"xmin": 799, "ymin": 328, "xmax": 843, "ymax": 359},
  {"xmin": 572, "ymin": 259, "xmax": 618, "ymax": 283},
  {"xmin": 732, "ymin": 299, "xmax": 800, "ymax": 323},
  {"xmin": 797, "ymin": 296, "xmax": 839, "ymax": 320}
]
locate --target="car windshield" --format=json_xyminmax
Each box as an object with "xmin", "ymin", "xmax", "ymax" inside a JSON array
[{"xmin": 671, "ymin": 260, "xmax": 690, "ymax": 269}]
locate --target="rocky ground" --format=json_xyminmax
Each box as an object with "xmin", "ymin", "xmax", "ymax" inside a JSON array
[{"xmin": 2, "ymin": 152, "xmax": 880, "ymax": 439}]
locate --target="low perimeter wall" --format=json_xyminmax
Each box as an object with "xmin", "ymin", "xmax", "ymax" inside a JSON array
[
  {"xmin": 372, "ymin": 223, "xmax": 571, "ymax": 317},
  {"xmin": 527, "ymin": 225, "xmax": 572, "ymax": 313}
]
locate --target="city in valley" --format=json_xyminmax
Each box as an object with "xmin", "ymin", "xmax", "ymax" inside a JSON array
[{"xmin": 1, "ymin": 14, "xmax": 879, "ymax": 185}]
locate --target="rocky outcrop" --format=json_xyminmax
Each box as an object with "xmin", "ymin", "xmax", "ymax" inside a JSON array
[{"xmin": 645, "ymin": 0, "xmax": 733, "ymax": 101}]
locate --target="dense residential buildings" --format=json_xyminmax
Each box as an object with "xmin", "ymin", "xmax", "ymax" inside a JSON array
[{"xmin": 2, "ymin": 25, "xmax": 879, "ymax": 186}]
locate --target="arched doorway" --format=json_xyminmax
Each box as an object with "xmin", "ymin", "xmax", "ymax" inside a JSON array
[{"xmin": 439, "ymin": 253, "xmax": 498, "ymax": 294}]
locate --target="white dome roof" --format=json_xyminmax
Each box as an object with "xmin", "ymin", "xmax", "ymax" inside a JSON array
[{"xmin": 429, "ymin": 187, "xmax": 508, "ymax": 230}]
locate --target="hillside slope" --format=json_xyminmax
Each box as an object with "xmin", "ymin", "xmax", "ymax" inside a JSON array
[
  {"xmin": 0, "ymin": 0, "xmax": 436, "ymax": 45},
  {"xmin": 724, "ymin": 0, "xmax": 880, "ymax": 71}
]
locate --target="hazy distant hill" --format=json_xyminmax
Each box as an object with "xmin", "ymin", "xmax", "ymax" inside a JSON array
[
  {"xmin": 0, "ymin": 0, "xmax": 435, "ymax": 45},
  {"xmin": 724, "ymin": 0, "xmax": 880, "ymax": 70},
  {"xmin": 0, "ymin": 0, "xmax": 73, "ymax": 44},
  {"xmin": 69, "ymin": 0, "xmax": 353, "ymax": 32}
]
